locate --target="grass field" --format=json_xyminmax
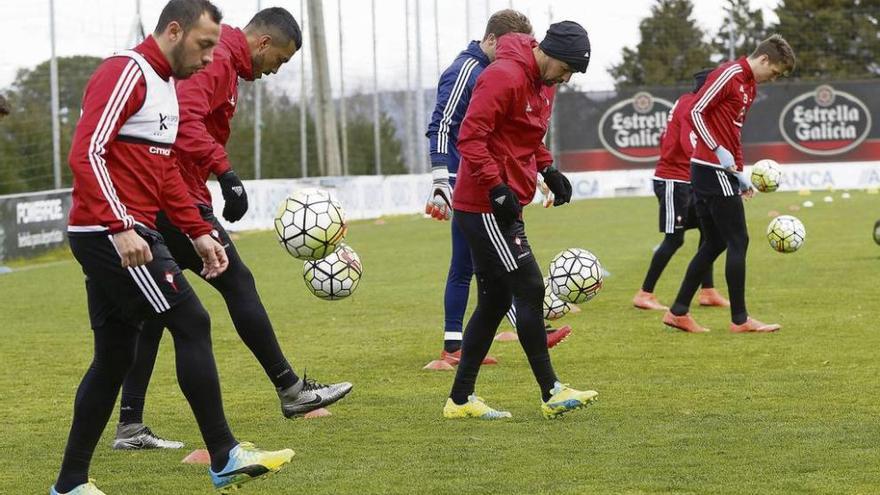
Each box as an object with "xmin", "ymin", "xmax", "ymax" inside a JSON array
[{"xmin": 1, "ymin": 190, "xmax": 879, "ymax": 494}]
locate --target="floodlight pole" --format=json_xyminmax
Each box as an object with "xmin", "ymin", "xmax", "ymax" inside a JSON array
[
  {"xmin": 49, "ymin": 0, "xmax": 61, "ymax": 189},
  {"xmin": 370, "ymin": 0, "xmax": 381, "ymax": 175},
  {"xmin": 254, "ymin": 0, "xmax": 262, "ymax": 179},
  {"xmin": 337, "ymin": 0, "xmax": 349, "ymax": 175},
  {"xmin": 300, "ymin": 0, "xmax": 308, "ymax": 178}
]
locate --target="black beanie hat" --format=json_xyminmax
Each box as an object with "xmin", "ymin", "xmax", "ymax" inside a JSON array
[
  {"xmin": 539, "ymin": 21, "xmax": 591, "ymax": 73},
  {"xmin": 693, "ymin": 68, "xmax": 713, "ymax": 93}
]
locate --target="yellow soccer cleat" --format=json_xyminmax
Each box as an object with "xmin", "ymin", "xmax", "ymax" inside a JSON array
[
  {"xmin": 443, "ymin": 395, "xmax": 512, "ymax": 420},
  {"xmin": 541, "ymin": 382, "xmax": 598, "ymax": 419},
  {"xmin": 210, "ymin": 442, "xmax": 295, "ymax": 493}
]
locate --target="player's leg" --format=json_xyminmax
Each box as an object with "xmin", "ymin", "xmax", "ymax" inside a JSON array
[
  {"xmin": 112, "ymin": 318, "xmax": 184, "ymax": 450},
  {"xmin": 690, "ymin": 189, "xmax": 729, "ymax": 307},
  {"xmin": 665, "ymin": 196, "xmax": 727, "ymax": 332},
  {"xmin": 438, "ymin": 218, "xmax": 498, "ymax": 366},
  {"xmin": 165, "ymin": 211, "xmax": 351, "ymax": 417},
  {"xmin": 443, "ymin": 216, "xmax": 472, "ymax": 352},
  {"xmin": 635, "ymin": 180, "xmax": 683, "ymax": 310},
  {"xmin": 138, "ymin": 232, "xmax": 294, "ymax": 489},
  {"xmin": 53, "ymin": 315, "xmax": 140, "ymax": 493},
  {"xmin": 709, "ymin": 197, "xmax": 780, "ymax": 332}
]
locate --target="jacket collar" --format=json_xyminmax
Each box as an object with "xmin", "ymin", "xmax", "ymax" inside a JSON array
[
  {"xmin": 496, "ymin": 33, "xmax": 542, "ymax": 87},
  {"xmin": 222, "ymin": 24, "xmax": 255, "ymax": 81},
  {"xmin": 737, "ymin": 56, "xmax": 754, "ymax": 84},
  {"xmin": 134, "ymin": 35, "xmax": 173, "ymax": 81},
  {"xmin": 465, "ymin": 40, "xmax": 491, "ymax": 67}
]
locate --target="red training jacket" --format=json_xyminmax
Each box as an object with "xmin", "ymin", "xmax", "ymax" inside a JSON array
[
  {"xmin": 453, "ymin": 33, "xmax": 555, "ymax": 213},
  {"xmin": 689, "ymin": 57, "xmax": 756, "ymax": 172},
  {"xmin": 175, "ymin": 24, "xmax": 254, "ymax": 206},
  {"xmin": 67, "ymin": 36, "xmax": 212, "ymax": 237},
  {"xmin": 654, "ymin": 92, "xmax": 697, "ymax": 182}
]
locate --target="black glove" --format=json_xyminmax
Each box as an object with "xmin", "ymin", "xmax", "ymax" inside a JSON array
[
  {"xmin": 541, "ymin": 167, "xmax": 572, "ymax": 206},
  {"xmin": 217, "ymin": 170, "xmax": 248, "ymax": 222},
  {"xmin": 489, "ymin": 183, "xmax": 521, "ymax": 226}
]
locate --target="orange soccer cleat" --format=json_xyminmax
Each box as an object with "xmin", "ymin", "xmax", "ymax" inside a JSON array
[
  {"xmin": 633, "ymin": 289, "xmax": 668, "ymax": 311},
  {"xmin": 730, "ymin": 317, "xmax": 781, "ymax": 333},
  {"xmin": 662, "ymin": 311, "xmax": 710, "ymax": 333},
  {"xmin": 699, "ymin": 288, "xmax": 730, "ymax": 307}
]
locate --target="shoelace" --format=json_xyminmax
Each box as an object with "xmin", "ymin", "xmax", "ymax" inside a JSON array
[
  {"xmin": 300, "ymin": 375, "xmax": 332, "ymax": 391},
  {"xmin": 139, "ymin": 426, "xmax": 173, "ymax": 442}
]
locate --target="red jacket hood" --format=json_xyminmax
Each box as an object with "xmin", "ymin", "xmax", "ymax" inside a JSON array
[
  {"xmin": 220, "ymin": 24, "xmax": 254, "ymax": 81},
  {"xmin": 495, "ymin": 33, "xmax": 541, "ymax": 84}
]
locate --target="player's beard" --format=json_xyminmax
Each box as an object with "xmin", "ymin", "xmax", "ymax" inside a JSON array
[{"xmin": 169, "ymin": 39, "xmax": 202, "ymax": 80}]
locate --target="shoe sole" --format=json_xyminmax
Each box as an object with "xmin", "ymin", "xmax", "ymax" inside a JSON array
[
  {"xmin": 663, "ymin": 320, "xmax": 709, "ymax": 333},
  {"xmin": 542, "ymin": 396, "xmax": 597, "ymax": 419},
  {"xmin": 112, "ymin": 440, "xmax": 185, "ymax": 450},
  {"xmin": 442, "ymin": 412, "xmax": 512, "ymax": 420},
  {"xmin": 633, "ymin": 303, "xmax": 668, "ymax": 311}
]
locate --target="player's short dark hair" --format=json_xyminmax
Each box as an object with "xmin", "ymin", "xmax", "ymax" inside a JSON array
[
  {"xmin": 246, "ymin": 7, "xmax": 303, "ymax": 50},
  {"xmin": 483, "ymin": 9, "xmax": 532, "ymax": 40},
  {"xmin": 153, "ymin": 0, "xmax": 222, "ymax": 35},
  {"xmin": 751, "ymin": 34, "xmax": 796, "ymax": 75}
]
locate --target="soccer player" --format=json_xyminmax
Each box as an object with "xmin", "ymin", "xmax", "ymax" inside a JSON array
[
  {"xmin": 425, "ymin": 10, "xmax": 570, "ymax": 369},
  {"xmin": 443, "ymin": 21, "xmax": 597, "ymax": 420},
  {"xmin": 632, "ymin": 69, "xmax": 730, "ymax": 311},
  {"xmin": 662, "ymin": 35, "xmax": 796, "ymax": 334},
  {"xmin": 112, "ymin": 6, "xmax": 351, "ymax": 451},
  {"xmin": 53, "ymin": 2, "xmax": 292, "ymax": 493}
]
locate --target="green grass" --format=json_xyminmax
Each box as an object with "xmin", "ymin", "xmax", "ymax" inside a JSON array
[{"xmin": 1, "ymin": 190, "xmax": 879, "ymax": 494}]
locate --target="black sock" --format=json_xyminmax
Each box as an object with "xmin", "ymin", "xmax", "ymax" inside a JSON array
[
  {"xmin": 268, "ymin": 360, "xmax": 299, "ymax": 390},
  {"xmin": 641, "ymin": 232, "xmax": 684, "ymax": 293},
  {"xmin": 118, "ymin": 394, "xmax": 145, "ymax": 425},
  {"xmin": 443, "ymin": 338, "xmax": 462, "ymax": 353},
  {"xmin": 118, "ymin": 318, "xmax": 164, "ymax": 425}
]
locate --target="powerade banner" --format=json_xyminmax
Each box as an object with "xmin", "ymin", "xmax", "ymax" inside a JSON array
[
  {"xmin": 0, "ymin": 189, "xmax": 71, "ymax": 262},
  {"xmin": 555, "ymin": 81, "xmax": 878, "ymax": 171}
]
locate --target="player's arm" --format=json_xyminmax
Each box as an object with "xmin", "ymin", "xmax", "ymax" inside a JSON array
[
  {"xmin": 68, "ymin": 58, "xmax": 154, "ymax": 267},
  {"xmin": 159, "ymin": 161, "xmax": 228, "ymax": 278},
  {"xmin": 424, "ymin": 63, "xmax": 474, "ymax": 220},
  {"xmin": 176, "ymin": 63, "xmax": 248, "ymax": 221},
  {"xmin": 534, "ymin": 86, "xmax": 572, "ymax": 207}
]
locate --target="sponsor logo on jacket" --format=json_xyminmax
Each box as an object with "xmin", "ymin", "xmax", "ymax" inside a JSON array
[
  {"xmin": 779, "ymin": 85, "xmax": 871, "ymax": 156},
  {"xmin": 598, "ymin": 92, "xmax": 674, "ymax": 162}
]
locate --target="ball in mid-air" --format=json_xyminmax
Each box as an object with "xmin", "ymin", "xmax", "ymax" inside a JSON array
[
  {"xmin": 275, "ymin": 188, "xmax": 346, "ymax": 260},
  {"xmin": 303, "ymin": 243, "xmax": 363, "ymax": 300},
  {"xmin": 751, "ymin": 159, "xmax": 782, "ymax": 193},
  {"xmin": 548, "ymin": 248, "xmax": 604, "ymax": 304},
  {"xmin": 767, "ymin": 215, "xmax": 806, "ymax": 253},
  {"xmin": 543, "ymin": 277, "xmax": 571, "ymax": 320}
]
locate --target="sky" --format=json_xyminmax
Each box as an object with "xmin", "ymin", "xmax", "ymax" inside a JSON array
[{"xmin": 0, "ymin": 0, "xmax": 781, "ymax": 95}]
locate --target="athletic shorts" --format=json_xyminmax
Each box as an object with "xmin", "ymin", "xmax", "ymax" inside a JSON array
[
  {"xmin": 156, "ymin": 205, "xmax": 232, "ymax": 273},
  {"xmin": 653, "ymin": 179, "xmax": 699, "ymax": 233},
  {"xmin": 69, "ymin": 226, "xmax": 194, "ymax": 329},
  {"xmin": 691, "ymin": 162, "xmax": 740, "ymax": 198},
  {"xmin": 453, "ymin": 210, "xmax": 534, "ymax": 278}
]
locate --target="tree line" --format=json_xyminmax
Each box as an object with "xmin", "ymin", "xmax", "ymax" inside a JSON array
[{"xmin": 611, "ymin": 0, "xmax": 880, "ymax": 89}]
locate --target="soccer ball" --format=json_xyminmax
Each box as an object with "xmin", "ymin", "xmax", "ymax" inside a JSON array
[
  {"xmin": 873, "ymin": 219, "xmax": 880, "ymax": 246},
  {"xmin": 767, "ymin": 215, "xmax": 806, "ymax": 253},
  {"xmin": 274, "ymin": 188, "xmax": 346, "ymax": 260},
  {"xmin": 750, "ymin": 159, "xmax": 782, "ymax": 192},
  {"xmin": 543, "ymin": 277, "xmax": 571, "ymax": 320},
  {"xmin": 548, "ymin": 248, "xmax": 604, "ymax": 304},
  {"xmin": 303, "ymin": 244, "xmax": 363, "ymax": 300}
]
